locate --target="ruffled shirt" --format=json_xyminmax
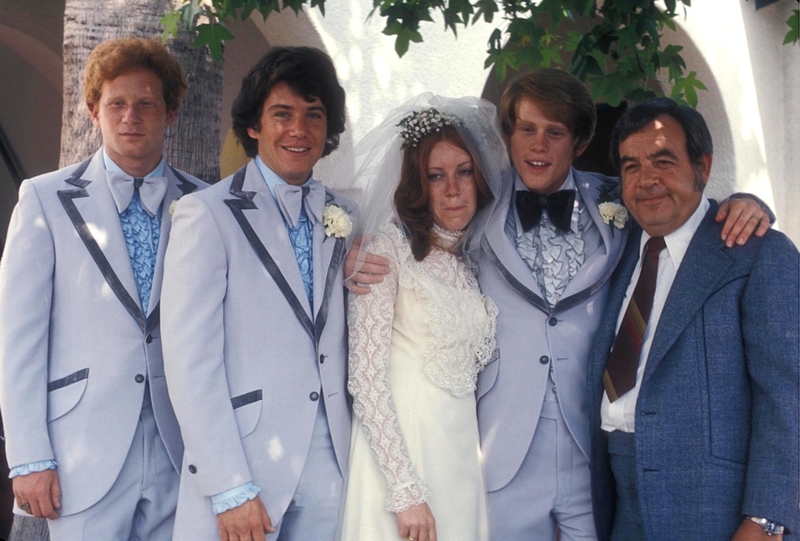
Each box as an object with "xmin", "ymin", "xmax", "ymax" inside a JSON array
[{"xmin": 347, "ymin": 223, "xmax": 497, "ymax": 512}]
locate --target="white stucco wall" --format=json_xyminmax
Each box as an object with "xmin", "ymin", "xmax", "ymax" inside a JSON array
[
  {"xmin": 664, "ymin": 0, "xmax": 799, "ymax": 242},
  {"xmin": 244, "ymin": 3, "xmax": 499, "ymax": 190}
]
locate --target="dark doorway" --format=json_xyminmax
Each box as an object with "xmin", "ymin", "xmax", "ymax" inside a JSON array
[{"xmin": 573, "ymin": 101, "xmax": 628, "ymax": 177}]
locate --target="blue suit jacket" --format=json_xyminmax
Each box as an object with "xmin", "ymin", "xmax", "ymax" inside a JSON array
[{"xmin": 588, "ymin": 201, "xmax": 800, "ymax": 540}]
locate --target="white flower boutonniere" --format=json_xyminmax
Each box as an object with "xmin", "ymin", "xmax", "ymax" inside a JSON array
[
  {"xmin": 598, "ymin": 202, "xmax": 629, "ymax": 229},
  {"xmin": 168, "ymin": 199, "xmax": 180, "ymax": 218},
  {"xmin": 323, "ymin": 204, "xmax": 353, "ymax": 238}
]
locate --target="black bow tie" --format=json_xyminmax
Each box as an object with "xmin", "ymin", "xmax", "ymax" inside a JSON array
[{"xmin": 515, "ymin": 189, "xmax": 576, "ymax": 233}]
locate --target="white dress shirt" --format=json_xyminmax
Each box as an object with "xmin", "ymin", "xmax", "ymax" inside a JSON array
[{"xmin": 601, "ymin": 196, "xmax": 710, "ymax": 433}]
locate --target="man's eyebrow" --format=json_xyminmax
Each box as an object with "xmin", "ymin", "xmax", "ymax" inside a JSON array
[
  {"xmin": 619, "ymin": 155, "xmax": 638, "ymax": 166},
  {"xmin": 648, "ymin": 148, "xmax": 679, "ymax": 161}
]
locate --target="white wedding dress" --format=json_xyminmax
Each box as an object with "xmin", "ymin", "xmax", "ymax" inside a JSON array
[{"xmin": 341, "ymin": 223, "xmax": 497, "ymax": 541}]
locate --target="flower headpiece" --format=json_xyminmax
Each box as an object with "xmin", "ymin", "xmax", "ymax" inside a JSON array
[{"xmin": 397, "ymin": 108, "xmax": 462, "ymax": 148}]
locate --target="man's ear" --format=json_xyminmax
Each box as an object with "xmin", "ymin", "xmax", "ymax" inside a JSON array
[
  {"xmin": 699, "ymin": 153, "xmax": 713, "ymax": 186},
  {"xmin": 574, "ymin": 142, "xmax": 589, "ymax": 159},
  {"xmin": 88, "ymin": 104, "xmax": 100, "ymax": 128},
  {"xmin": 166, "ymin": 108, "xmax": 178, "ymax": 128},
  {"xmin": 246, "ymin": 124, "xmax": 261, "ymax": 139}
]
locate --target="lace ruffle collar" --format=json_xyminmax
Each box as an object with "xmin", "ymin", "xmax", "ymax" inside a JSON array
[{"xmin": 431, "ymin": 223, "xmax": 464, "ymax": 250}]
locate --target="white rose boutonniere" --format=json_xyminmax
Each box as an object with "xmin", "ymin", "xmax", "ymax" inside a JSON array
[
  {"xmin": 168, "ymin": 199, "xmax": 180, "ymax": 218},
  {"xmin": 323, "ymin": 204, "xmax": 353, "ymax": 238},
  {"xmin": 598, "ymin": 201, "xmax": 629, "ymax": 229}
]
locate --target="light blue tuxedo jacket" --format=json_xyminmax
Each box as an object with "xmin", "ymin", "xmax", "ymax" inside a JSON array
[
  {"xmin": 162, "ymin": 160, "xmax": 356, "ymax": 539},
  {"xmin": 587, "ymin": 202, "xmax": 800, "ymax": 539},
  {"xmin": 0, "ymin": 149, "xmax": 204, "ymax": 516},
  {"xmin": 476, "ymin": 168, "xmax": 628, "ymax": 492}
]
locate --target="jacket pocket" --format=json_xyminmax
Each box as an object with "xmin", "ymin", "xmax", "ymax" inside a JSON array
[
  {"xmin": 47, "ymin": 368, "xmax": 89, "ymax": 422},
  {"xmin": 477, "ymin": 349, "xmax": 500, "ymax": 400},
  {"xmin": 231, "ymin": 390, "xmax": 262, "ymax": 438}
]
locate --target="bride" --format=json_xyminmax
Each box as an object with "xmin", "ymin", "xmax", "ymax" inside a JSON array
[{"xmin": 341, "ymin": 95, "xmax": 507, "ymax": 541}]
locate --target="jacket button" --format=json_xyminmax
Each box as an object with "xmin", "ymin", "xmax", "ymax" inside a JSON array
[
  {"xmin": 548, "ymin": 317, "xmax": 557, "ymax": 327},
  {"xmin": 319, "ymin": 354, "xmax": 325, "ymax": 364},
  {"xmin": 310, "ymin": 391, "xmax": 319, "ymax": 401},
  {"xmin": 146, "ymin": 334, "xmax": 153, "ymax": 344},
  {"xmin": 539, "ymin": 355, "xmax": 549, "ymax": 365},
  {"xmin": 188, "ymin": 465, "xmax": 197, "ymax": 474},
  {"xmin": 135, "ymin": 374, "xmax": 145, "ymax": 383}
]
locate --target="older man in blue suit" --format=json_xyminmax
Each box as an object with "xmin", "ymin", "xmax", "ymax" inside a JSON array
[{"xmin": 588, "ymin": 98, "xmax": 799, "ymax": 540}]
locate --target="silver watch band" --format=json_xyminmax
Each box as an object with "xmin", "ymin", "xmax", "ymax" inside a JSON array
[{"xmin": 747, "ymin": 516, "xmax": 785, "ymax": 536}]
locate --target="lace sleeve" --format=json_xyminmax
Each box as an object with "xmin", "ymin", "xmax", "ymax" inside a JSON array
[{"xmin": 347, "ymin": 226, "xmax": 431, "ymax": 513}]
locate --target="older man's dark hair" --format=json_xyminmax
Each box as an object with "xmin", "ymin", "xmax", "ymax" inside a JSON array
[
  {"xmin": 232, "ymin": 47, "xmax": 346, "ymax": 158},
  {"xmin": 610, "ymin": 97, "xmax": 713, "ymax": 174}
]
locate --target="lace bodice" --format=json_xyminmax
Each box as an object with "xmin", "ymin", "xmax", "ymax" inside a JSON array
[{"xmin": 347, "ymin": 223, "xmax": 498, "ymax": 513}]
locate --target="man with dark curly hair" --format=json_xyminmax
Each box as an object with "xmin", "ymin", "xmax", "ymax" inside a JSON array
[
  {"xmin": 162, "ymin": 47, "xmax": 357, "ymax": 541},
  {"xmin": 0, "ymin": 37, "xmax": 206, "ymax": 540}
]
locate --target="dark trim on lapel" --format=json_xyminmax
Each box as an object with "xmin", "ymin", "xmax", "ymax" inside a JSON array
[
  {"xmin": 314, "ymin": 237, "xmax": 345, "ymax": 343},
  {"xmin": 57, "ymin": 158, "xmax": 147, "ymax": 331},
  {"xmin": 144, "ymin": 167, "xmax": 199, "ymax": 331},
  {"xmin": 169, "ymin": 166, "xmax": 200, "ymax": 195},
  {"xmin": 224, "ymin": 167, "xmax": 315, "ymax": 342},
  {"xmin": 484, "ymin": 240, "xmax": 551, "ymax": 314}
]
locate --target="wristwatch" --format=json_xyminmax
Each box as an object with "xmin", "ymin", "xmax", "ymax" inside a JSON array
[{"xmin": 747, "ymin": 516, "xmax": 785, "ymax": 536}]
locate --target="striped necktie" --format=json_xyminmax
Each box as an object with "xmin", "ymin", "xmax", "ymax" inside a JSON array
[{"xmin": 603, "ymin": 236, "xmax": 666, "ymax": 402}]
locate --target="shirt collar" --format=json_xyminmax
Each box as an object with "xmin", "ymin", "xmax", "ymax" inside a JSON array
[
  {"xmin": 102, "ymin": 148, "xmax": 165, "ymax": 178},
  {"xmin": 254, "ymin": 155, "xmax": 315, "ymax": 200},
  {"xmin": 640, "ymin": 195, "xmax": 710, "ymax": 271}
]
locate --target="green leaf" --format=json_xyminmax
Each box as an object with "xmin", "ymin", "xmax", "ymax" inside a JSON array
[
  {"xmin": 160, "ymin": 11, "xmax": 181, "ymax": 41},
  {"xmin": 180, "ymin": 0, "xmax": 205, "ymax": 32},
  {"xmin": 385, "ymin": 25, "xmax": 423, "ymax": 57},
  {"xmin": 671, "ymin": 70, "xmax": 706, "ymax": 108},
  {"xmin": 192, "ymin": 23, "xmax": 234, "ymax": 62},
  {"xmin": 784, "ymin": 10, "xmax": 799, "ymax": 45}
]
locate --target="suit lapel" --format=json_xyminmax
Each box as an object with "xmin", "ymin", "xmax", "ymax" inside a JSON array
[
  {"xmin": 554, "ymin": 172, "xmax": 628, "ymax": 312},
  {"xmin": 483, "ymin": 179, "xmax": 550, "ymax": 313},
  {"xmin": 225, "ymin": 162, "xmax": 315, "ymax": 341},
  {"xmin": 146, "ymin": 166, "xmax": 201, "ymax": 330},
  {"xmin": 312, "ymin": 190, "xmax": 346, "ymax": 342},
  {"xmin": 57, "ymin": 150, "xmax": 147, "ymax": 330},
  {"xmin": 641, "ymin": 206, "xmax": 733, "ymax": 385}
]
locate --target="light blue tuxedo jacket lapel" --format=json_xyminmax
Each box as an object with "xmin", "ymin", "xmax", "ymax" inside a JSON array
[
  {"xmin": 146, "ymin": 165, "xmax": 202, "ymax": 320},
  {"xmin": 559, "ymin": 171, "xmax": 628, "ymax": 304},
  {"xmin": 225, "ymin": 161, "xmax": 345, "ymax": 343},
  {"xmin": 57, "ymin": 150, "xmax": 148, "ymax": 331},
  {"xmin": 311, "ymin": 190, "xmax": 346, "ymax": 342},
  {"xmin": 642, "ymin": 202, "xmax": 733, "ymax": 386},
  {"xmin": 483, "ymin": 172, "xmax": 548, "ymax": 308}
]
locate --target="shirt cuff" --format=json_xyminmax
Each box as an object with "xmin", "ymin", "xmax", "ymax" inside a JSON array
[
  {"xmin": 211, "ymin": 482, "xmax": 261, "ymax": 515},
  {"xmin": 9, "ymin": 460, "xmax": 57, "ymax": 479}
]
